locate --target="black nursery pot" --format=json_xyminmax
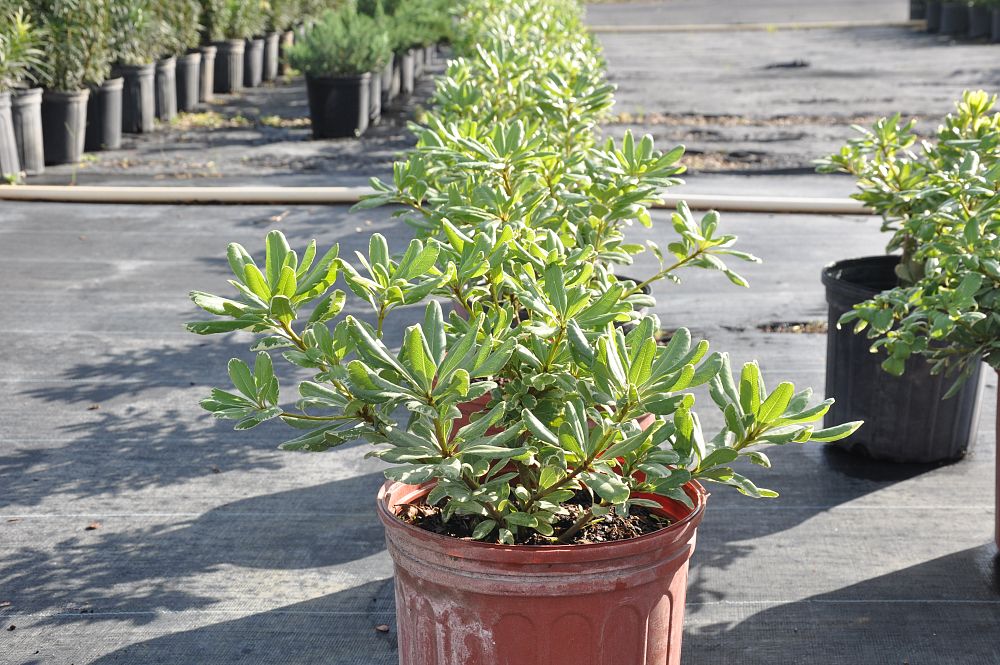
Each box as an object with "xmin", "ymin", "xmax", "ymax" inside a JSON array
[
  {"xmin": 155, "ymin": 56, "xmax": 177, "ymax": 121},
  {"xmin": 263, "ymin": 31, "xmax": 280, "ymax": 82},
  {"xmin": 910, "ymin": 0, "xmax": 927, "ymax": 19},
  {"xmin": 119, "ymin": 62, "xmax": 155, "ymax": 134},
  {"xmin": 0, "ymin": 91, "xmax": 21, "ymax": 180},
  {"xmin": 991, "ymin": 7, "xmax": 1000, "ymax": 41},
  {"xmin": 381, "ymin": 58, "xmax": 396, "ymax": 105},
  {"xmin": 926, "ymin": 0, "xmax": 943, "ymax": 31},
  {"xmin": 280, "ymin": 31, "xmax": 295, "ymax": 76},
  {"xmin": 199, "ymin": 45, "xmax": 217, "ymax": 102},
  {"xmin": 822, "ymin": 256, "xmax": 984, "ymax": 464},
  {"xmin": 214, "ymin": 40, "xmax": 245, "ymax": 94},
  {"xmin": 304, "ymin": 72, "xmax": 370, "ymax": 139},
  {"xmin": 12, "ymin": 87, "xmax": 44, "ymax": 176},
  {"xmin": 84, "ymin": 77, "xmax": 123, "ymax": 152},
  {"xmin": 41, "ymin": 88, "xmax": 89, "ymax": 165},
  {"xmin": 940, "ymin": 1, "xmax": 970, "ymax": 34},
  {"xmin": 399, "ymin": 50, "xmax": 416, "ymax": 96},
  {"xmin": 369, "ymin": 70, "xmax": 382, "ymax": 124},
  {"xmin": 176, "ymin": 51, "xmax": 202, "ymax": 112},
  {"xmin": 969, "ymin": 4, "xmax": 991, "ymax": 38},
  {"xmin": 244, "ymin": 37, "xmax": 265, "ymax": 88}
]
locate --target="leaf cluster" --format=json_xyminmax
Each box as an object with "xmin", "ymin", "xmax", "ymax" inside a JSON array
[{"xmin": 286, "ymin": 5, "xmax": 392, "ymax": 76}]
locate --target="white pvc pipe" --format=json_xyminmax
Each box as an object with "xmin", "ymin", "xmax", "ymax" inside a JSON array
[
  {"xmin": 0, "ymin": 184, "xmax": 871, "ymax": 215},
  {"xmin": 588, "ymin": 19, "xmax": 922, "ymax": 34}
]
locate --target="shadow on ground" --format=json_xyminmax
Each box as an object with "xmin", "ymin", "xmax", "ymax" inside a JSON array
[{"xmin": 0, "ymin": 473, "xmax": 387, "ymax": 622}]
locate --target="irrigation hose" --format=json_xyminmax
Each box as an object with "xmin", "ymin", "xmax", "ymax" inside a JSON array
[{"xmin": 0, "ymin": 185, "xmax": 870, "ymax": 215}]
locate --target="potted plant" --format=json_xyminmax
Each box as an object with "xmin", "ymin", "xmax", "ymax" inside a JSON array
[
  {"xmin": 0, "ymin": 5, "xmax": 45, "ymax": 180},
  {"xmin": 35, "ymin": 0, "xmax": 110, "ymax": 164},
  {"xmin": 263, "ymin": 0, "xmax": 296, "ymax": 81},
  {"xmin": 82, "ymin": 2, "xmax": 122, "ymax": 154},
  {"xmin": 940, "ymin": 0, "xmax": 971, "ymax": 34},
  {"xmin": 188, "ymin": 227, "xmax": 859, "ymax": 664},
  {"xmin": 817, "ymin": 92, "xmax": 993, "ymax": 463},
  {"xmin": 927, "ymin": 0, "xmax": 943, "ymax": 31},
  {"xmin": 825, "ymin": 91, "xmax": 1000, "ymax": 547},
  {"xmin": 202, "ymin": 0, "xmax": 257, "ymax": 94},
  {"xmin": 286, "ymin": 5, "xmax": 389, "ymax": 139},
  {"xmin": 238, "ymin": 1, "xmax": 267, "ymax": 89},
  {"xmin": 188, "ymin": 1, "xmax": 862, "ymax": 661},
  {"xmin": 153, "ymin": 0, "xmax": 203, "ymax": 115},
  {"xmin": 968, "ymin": 0, "xmax": 993, "ymax": 37},
  {"xmin": 110, "ymin": 0, "xmax": 160, "ymax": 134}
]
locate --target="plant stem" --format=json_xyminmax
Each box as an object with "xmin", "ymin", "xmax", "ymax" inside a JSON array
[{"xmin": 556, "ymin": 507, "xmax": 594, "ymax": 543}]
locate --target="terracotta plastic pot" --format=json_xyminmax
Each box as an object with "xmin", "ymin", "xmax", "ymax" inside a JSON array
[
  {"xmin": 379, "ymin": 479, "xmax": 707, "ymax": 665},
  {"xmin": 263, "ymin": 32, "xmax": 281, "ymax": 81},
  {"xmin": 84, "ymin": 77, "xmax": 123, "ymax": 152},
  {"xmin": 304, "ymin": 73, "xmax": 370, "ymax": 139},
  {"xmin": 940, "ymin": 1, "xmax": 969, "ymax": 34},
  {"xmin": 926, "ymin": 0, "xmax": 942, "ymax": 31},
  {"xmin": 969, "ymin": 4, "xmax": 991, "ymax": 38},
  {"xmin": 41, "ymin": 89, "xmax": 89, "ymax": 165},
  {"xmin": 119, "ymin": 62, "xmax": 155, "ymax": 134},
  {"xmin": 11, "ymin": 87, "xmax": 43, "ymax": 176},
  {"xmin": 822, "ymin": 256, "xmax": 984, "ymax": 463},
  {"xmin": 244, "ymin": 37, "xmax": 265, "ymax": 88},
  {"xmin": 199, "ymin": 45, "xmax": 217, "ymax": 102},
  {"xmin": 0, "ymin": 91, "xmax": 20, "ymax": 181},
  {"xmin": 155, "ymin": 56, "xmax": 177, "ymax": 121},
  {"xmin": 175, "ymin": 52, "xmax": 202, "ymax": 113},
  {"xmin": 214, "ymin": 40, "xmax": 245, "ymax": 94}
]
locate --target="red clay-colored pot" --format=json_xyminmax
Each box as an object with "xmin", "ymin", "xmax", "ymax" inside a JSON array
[{"xmin": 378, "ymin": 479, "xmax": 707, "ymax": 665}]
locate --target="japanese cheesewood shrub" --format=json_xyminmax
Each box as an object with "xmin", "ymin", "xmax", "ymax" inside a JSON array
[
  {"xmin": 821, "ymin": 91, "xmax": 1000, "ymax": 390},
  {"xmin": 189, "ymin": 230, "xmax": 861, "ymax": 545}
]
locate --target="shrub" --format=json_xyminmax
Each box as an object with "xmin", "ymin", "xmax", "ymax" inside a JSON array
[
  {"xmin": 286, "ymin": 7, "xmax": 391, "ymax": 77},
  {"xmin": 108, "ymin": 0, "xmax": 162, "ymax": 65},
  {"xmin": 0, "ymin": 5, "xmax": 46, "ymax": 91},
  {"xmin": 153, "ymin": 0, "xmax": 203, "ymax": 56},
  {"xmin": 201, "ymin": 0, "xmax": 265, "ymax": 41},
  {"xmin": 33, "ymin": 0, "xmax": 112, "ymax": 90}
]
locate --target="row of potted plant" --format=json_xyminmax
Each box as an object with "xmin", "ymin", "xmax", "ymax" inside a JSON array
[
  {"xmin": 288, "ymin": 0, "xmax": 451, "ymax": 139},
  {"xmin": 0, "ymin": 0, "xmax": 441, "ymax": 181},
  {"xmin": 189, "ymin": 0, "xmax": 861, "ymax": 662},
  {"xmin": 914, "ymin": 0, "xmax": 1000, "ymax": 40},
  {"xmin": 819, "ymin": 90, "xmax": 1000, "ymax": 546}
]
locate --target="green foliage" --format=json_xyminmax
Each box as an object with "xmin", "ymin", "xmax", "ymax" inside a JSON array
[
  {"xmin": 32, "ymin": 0, "xmax": 113, "ymax": 90},
  {"xmin": 822, "ymin": 90, "xmax": 1000, "ymax": 385},
  {"xmin": 108, "ymin": 0, "xmax": 162, "ymax": 65},
  {"xmin": 286, "ymin": 6, "xmax": 391, "ymax": 76},
  {"xmin": 265, "ymin": 0, "xmax": 300, "ymax": 32},
  {"xmin": 190, "ymin": 0, "xmax": 861, "ymax": 545},
  {"xmin": 153, "ymin": 0, "xmax": 203, "ymax": 56},
  {"xmin": 389, "ymin": 0, "xmax": 450, "ymax": 52},
  {"xmin": 201, "ymin": 0, "xmax": 265, "ymax": 41},
  {"xmin": 0, "ymin": 5, "xmax": 45, "ymax": 91}
]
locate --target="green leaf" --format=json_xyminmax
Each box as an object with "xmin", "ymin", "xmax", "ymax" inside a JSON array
[
  {"xmin": 522, "ymin": 409, "xmax": 559, "ymax": 446},
  {"xmin": 809, "ymin": 421, "xmax": 864, "ymax": 442},
  {"xmin": 228, "ymin": 358, "xmax": 257, "ymax": 401},
  {"xmin": 757, "ymin": 381, "xmax": 795, "ymax": 423}
]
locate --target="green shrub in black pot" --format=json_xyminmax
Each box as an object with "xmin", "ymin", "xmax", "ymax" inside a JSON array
[
  {"xmin": 287, "ymin": 6, "xmax": 390, "ymax": 138},
  {"xmin": 0, "ymin": 5, "xmax": 45, "ymax": 180},
  {"xmin": 154, "ymin": 0, "xmax": 202, "ymax": 113},
  {"xmin": 202, "ymin": 0, "xmax": 259, "ymax": 93},
  {"xmin": 35, "ymin": 0, "xmax": 111, "ymax": 164},
  {"xmin": 816, "ymin": 93, "xmax": 994, "ymax": 464},
  {"xmin": 264, "ymin": 0, "xmax": 297, "ymax": 81},
  {"xmin": 110, "ymin": 0, "xmax": 161, "ymax": 133}
]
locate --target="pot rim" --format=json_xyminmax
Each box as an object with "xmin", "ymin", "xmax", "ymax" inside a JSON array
[
  {"xmin": 305, "ymin": 72, "xmax": 372, "ymax": 83},
  {"xmin": 377, "ymin": 478, "xmax": 708, "ymax": 560}
]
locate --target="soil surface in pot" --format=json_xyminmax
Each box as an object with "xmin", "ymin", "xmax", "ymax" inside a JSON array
[{"xmin": 398, "ymin": 490, "xmax": 674, "ymax": 545}]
